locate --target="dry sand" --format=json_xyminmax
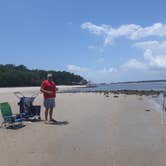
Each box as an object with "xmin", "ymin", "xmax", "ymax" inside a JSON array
[{"xmin": 0, "ymin": 87, "xmax": 166, "ymax": 166}]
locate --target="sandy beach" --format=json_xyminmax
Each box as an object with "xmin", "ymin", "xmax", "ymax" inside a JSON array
[{"xmin": 0, "ymin": 87, "xmax": 166, "ymax": 166}]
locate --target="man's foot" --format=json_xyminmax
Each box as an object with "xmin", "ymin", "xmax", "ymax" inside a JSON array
[
  {"xmin": 44, "ymin": 120, "xmax": 53, "ymax": 124},
  {"xmin": 50, "ymin": 119, "xmax": 58, "ymax": 123}
]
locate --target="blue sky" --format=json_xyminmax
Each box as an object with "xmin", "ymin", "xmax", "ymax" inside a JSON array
[{"xmin": 0, "ymin": 0, "xmax": 166, "ymax": 82}]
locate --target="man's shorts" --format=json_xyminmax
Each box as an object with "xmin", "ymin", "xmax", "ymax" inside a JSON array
[{"xmin": 44, "ymin": 98, "xmax": 55, "ymax": 110}]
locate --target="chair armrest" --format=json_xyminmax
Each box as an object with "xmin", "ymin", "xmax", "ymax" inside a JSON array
[
  {"xmin": 4, "ymin": 114, "xmax": 22, "ymax": 120},
  {"xmin": 3, "ymin": 115, "xmax": 15, "ymax": 122},
  {"xmin": 13, "ymin": 114, "xmax": 23, "ymax": 119},
  {"xmin": 4, "ymin": 115, "xmax": 13, "ymax": 118}
]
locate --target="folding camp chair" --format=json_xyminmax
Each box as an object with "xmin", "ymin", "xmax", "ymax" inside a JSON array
[
  {"xmin": 0, "ymin": 102, "xmax": 23, "ymax": 128},
  {"xmin": 14, "ymin": 92, "xmax": 41, "ymax": 121}
]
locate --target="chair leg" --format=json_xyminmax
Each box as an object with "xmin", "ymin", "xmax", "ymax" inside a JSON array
[
  {"xmin": 1, "ymin": 122, "xmax": 8, "ymax": 129},
  {"xmin": 2, "ymin": 121, "xmax": 23, "ymax": 129},
  {"xmin": 20, "ymin": 121, "xmax": 23, "ymax": 126}
]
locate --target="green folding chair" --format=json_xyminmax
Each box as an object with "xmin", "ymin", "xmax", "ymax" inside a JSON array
[{"xmin": 0, "ymin": 102, "xmax": 23, "ymax": 128}]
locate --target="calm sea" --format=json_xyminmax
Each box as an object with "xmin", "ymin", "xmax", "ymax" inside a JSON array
[{"xmin": 67, "ymin": 81, "xmax": 166, "ymax": 92}]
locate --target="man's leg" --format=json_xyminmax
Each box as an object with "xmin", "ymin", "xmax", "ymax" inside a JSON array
[
  {"xmin": 49, "ymin": 98, "xmax": 56, "ymax": 121},
  {"xmin": 45, "ymin": 109, "xmax": 49, "ymax": 121},
  {"xmin": 44, "ymin": 99, "xmax": 49, "ymax": 121},
  {"xmin": 49, "ymin": 107, "xmax": 54, "ymax": 121}
]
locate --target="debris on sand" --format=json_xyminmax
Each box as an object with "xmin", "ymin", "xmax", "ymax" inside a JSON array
[{"xmin": 104, "ymin": 91, "xmax": 109, "ymax": 97}]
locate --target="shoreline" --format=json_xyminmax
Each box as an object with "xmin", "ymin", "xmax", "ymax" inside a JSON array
[
  {"xmin": 0, "ymin": 86, "xmax": 164, "ymax": 98},
  {"xmin": 59, "ymin": 89, "xmax": 163, "ymax": 96}
]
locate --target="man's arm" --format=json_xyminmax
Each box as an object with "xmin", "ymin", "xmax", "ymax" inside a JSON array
[{"xmin": 40, "ymin": 88, "xmax": 52, "ymax": 94}]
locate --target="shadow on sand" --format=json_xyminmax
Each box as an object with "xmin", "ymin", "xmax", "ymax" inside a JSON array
[
  {"xmin": 45, "ymin": 120, "xmax": 69, "ymax": 126},
  {"xmin": 4, "ymin": 124, "xmax": 26, "ymax": 130}
]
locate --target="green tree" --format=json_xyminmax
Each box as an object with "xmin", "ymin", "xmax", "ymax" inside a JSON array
[{"xmin": 0, "ymin": 64, "xmax": 87, "ymax": 87}]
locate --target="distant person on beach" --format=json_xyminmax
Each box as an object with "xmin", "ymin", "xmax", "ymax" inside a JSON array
[{"xmin": 40, "ymin": 73, "xmax": 57, "ymax": 123}]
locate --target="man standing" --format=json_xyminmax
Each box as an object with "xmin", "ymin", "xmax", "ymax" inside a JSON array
[{"xmin": 40, "ymin": 73, "xmax": 57, "ymax": 123}]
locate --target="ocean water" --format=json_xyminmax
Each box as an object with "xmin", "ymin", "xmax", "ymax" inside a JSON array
[{"xmin": 65, "ymin": 81, "xmax": 166, "ymax": 92}]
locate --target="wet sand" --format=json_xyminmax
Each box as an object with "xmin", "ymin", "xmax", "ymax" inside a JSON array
[{"xmin": 0, "ymin": 88, "xmax": 166, "ymax": 166}]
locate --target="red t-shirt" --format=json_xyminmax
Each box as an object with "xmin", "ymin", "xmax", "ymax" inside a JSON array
[{"xmin": 41, "ymin": 80, "xmax": 56, "ymax": 99}]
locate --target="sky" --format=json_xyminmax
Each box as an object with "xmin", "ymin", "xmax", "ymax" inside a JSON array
[{"xmin": 0, "ymin": 0, "xmax": 166, "ymax": 83}]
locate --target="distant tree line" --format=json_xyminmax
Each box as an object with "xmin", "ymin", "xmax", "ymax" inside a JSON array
[{"xmin": 0, "ymin": 64, "xmax": 87, "ymax": 87}]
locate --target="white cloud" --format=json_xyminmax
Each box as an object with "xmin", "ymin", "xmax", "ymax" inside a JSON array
[
  {"xmin": 67, "ymin": 65, "xmax": 117, "ymax": 82},
  {"xmin": 67, "ymin": 65, "xmax": 117, "ymax": 74},
  {"xmin": 81, "ymin": 22, "xmax": 108, "ymax": 35},
  {"xmin": 109, "ymin": 67, "xmax": 117, "ymax": 72},
  {"xmin": 81, "ymin": 22, "xmax": 166, "ymax": 46},
  {"xmin": 80, "ymin": 22, "xmax": 166, "ymax": 81},
  {"xmin": 134, "ymin": 40, "xmax": 166, "ymax": 69},
  {"xmin": 67, "ymin": 62, "xmax": 166, "ymax": 82},
  {"xmin": 134, "ymin": 40, "xmax": 159, "ymax": 48},
  {"xmin": 99, "ymin": 67, "xmax": 117, "ymax": 73},
  {"xmin": 134, "ymin": 40, "xmax": 166, "ymax": 54},
  {"xmin": 122, "ymin": 59, "xmax": 147, "ymax": 70},
  {"xmin": 67, "ymin": 65, "xmax": 89, "ymax": 72},
  {"xmin": 144, "ymin": 49, "xmax": 166, "ymax": 69}
]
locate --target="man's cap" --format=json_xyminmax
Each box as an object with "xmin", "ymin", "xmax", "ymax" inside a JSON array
[{"xmin": 47, "ymin": 73, "xmax": 53, "ymax": 77}]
